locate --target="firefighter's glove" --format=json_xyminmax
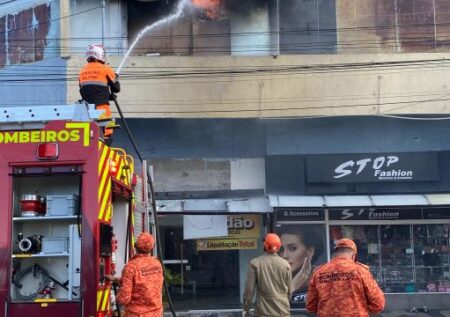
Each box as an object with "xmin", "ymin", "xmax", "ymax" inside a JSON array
[
  {"xmin": 109, "ymin": 93, "xmax": 117, "ymax": 101},
  {"xmin": 114, "ymin": 73, "xmax": 119, "ymax": 79}
]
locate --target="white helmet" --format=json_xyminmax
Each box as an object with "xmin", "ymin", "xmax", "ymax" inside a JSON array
[{"xmin": 86, "ymin": 44, "xmax": 106, "ymax": 63}]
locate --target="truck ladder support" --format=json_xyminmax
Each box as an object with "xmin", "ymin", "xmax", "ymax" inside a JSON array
[{"xmin": 0, "ymin": 103, "xmax": 105, "ymax": 130}]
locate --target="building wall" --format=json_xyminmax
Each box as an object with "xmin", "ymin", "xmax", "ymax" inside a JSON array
[
  {"xmin": 68, "ymin": 53, "xmax": 450, "ymax": 118},
  {"xmin": 69, "ymin": 0, "xmax": 127, "ymax": 55},
  {"xmin": 112, "ymin": 116, "xmax": 450, "ymax": 198},
  {"xmin": 0, "ymin": 57, "xmax": 67, "ymax": 106},
  {"xmin": 279, "ymin": 0, "xmax": 337, "ymax": 54},
  {"xmin": 150, "ymin": 158, "xmax": 264, "ymax": 193},
  {"xmin": 0, "ymin": 0, "xmax": 60, "ymax": 68},
  {"xmin": 113, "ymin": 116, "xmax": 450, "ymax": 158},
  {"xmin": 336, "ymin": 0, "xmax": 450, "ymax": 54}
]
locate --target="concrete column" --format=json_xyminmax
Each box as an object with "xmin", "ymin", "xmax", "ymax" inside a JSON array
[{"xmin": 60, "ymin": 0, "xmax": 70, "ymax": 57}]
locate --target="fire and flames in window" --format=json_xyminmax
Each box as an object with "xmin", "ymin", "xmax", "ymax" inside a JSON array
[{"xmin": 192, "ymin": 0, "xmax": 224, "ymax": 20}]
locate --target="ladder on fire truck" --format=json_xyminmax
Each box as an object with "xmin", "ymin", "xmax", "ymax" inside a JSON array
[{"xmin": 0, "ymin": 103, "xmax": 108, "ymax": 130}]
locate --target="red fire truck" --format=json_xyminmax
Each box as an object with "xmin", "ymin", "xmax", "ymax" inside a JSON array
[{"xmin": 0, "ymin": 104, "xmax": 146, "ymax": 317}]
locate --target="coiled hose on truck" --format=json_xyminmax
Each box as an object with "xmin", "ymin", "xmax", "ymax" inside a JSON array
[{"xmin": 13, "ymin": 264, "xmax": 50, "ymax": 301}]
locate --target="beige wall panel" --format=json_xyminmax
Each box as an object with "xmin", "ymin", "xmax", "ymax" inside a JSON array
[{"xmin": 67, "ymin": 53, "xmax": 450, "ymax": 118}]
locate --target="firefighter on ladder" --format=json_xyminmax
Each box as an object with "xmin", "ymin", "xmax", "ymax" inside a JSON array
[{"xmin": 79, "ymin": 44, "xmax": 120, "ymax": 142}]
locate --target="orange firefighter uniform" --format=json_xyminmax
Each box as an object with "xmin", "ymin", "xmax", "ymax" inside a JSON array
[
  {"xmin": 116, "ymin": 233, "xmax": 164, "ymax": 317},
  {"xmin": 306, "ymin": 239, "xmax": 385, "ymax": 317},
  {"xmin": 78, "ymin": 61, "xmax": 120, "ymax": 137}
]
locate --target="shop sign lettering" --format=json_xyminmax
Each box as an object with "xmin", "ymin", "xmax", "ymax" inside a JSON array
[
  {"xmin": 329, "ymin": 208, "xmax": 422, "ymax": 220},
  {"xmin": 306, "ymin": 152, "xmax": 438, "ymax": 183},
  {"xmin": 196, "ymin": 238, "xmax": 257, "ymax": 251},
  {"xmin": 334, "ymin": 156, "xmax": 413, "ymax": 180},
  {"xmin": 227, "ymin": 215, "xmax": 260, "ymax": 238},
  {"xmin": 275, "ymin": 208, "xmax": 325, "ymax": 221},
  {"xmin": 228, "ymin": 216, "xmax": 254, "ymax": 230},
  {"xmin": 338, "ymin": 209, "xmax": 401, "ymax": 220}
]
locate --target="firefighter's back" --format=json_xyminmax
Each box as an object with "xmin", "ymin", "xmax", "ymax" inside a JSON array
[
  {"xmin": 117, "ymin": 254, "xmax": 164, "ymax": 316},
  {"xmin": 79, "ymin": 62, "xmax": 114, "ymax": 106},
  {"xmin": 252, "ymin": 253, "xmax": 291, "ymax": 316},
  {"xmin": 307, "ymin": 257, "xmax": 385, "ymax": 317}
]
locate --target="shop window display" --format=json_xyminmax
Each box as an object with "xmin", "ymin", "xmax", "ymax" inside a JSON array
[
  {"xmin": 380, "ymin": 225, "xmax": 414, "ymax": 293},
  {"xmin": 413, "ymin": 225, "xmax": 450, "ymax": 293},
  {"xmin": 330, "ymin": 225, "xmax": 450, "ymax": 293}
]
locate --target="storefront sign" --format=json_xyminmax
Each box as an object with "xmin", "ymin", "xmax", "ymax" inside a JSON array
[
  {"xmin": 307, "ymin": 153, "xmax": 438, "ymax": 183},
  {"xmin": 196, "ymin": 238, "xmax": 257, "ymax": 251},
  {"xmin": 275, "ymin": 208, "xmax": 325, "ymax": 221},
  {"xmin": 329, "ymin": 208, "xmax": 423, "ymax": 220},
  {"xmin": 227, "ymin": 214, "xmax": 260, "ymax": 238},
  {"xmin": 194, "ymin": 215, "xmax": 260, "ymax": 251}
]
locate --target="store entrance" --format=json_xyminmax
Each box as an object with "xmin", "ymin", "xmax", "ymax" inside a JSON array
[{"xmin": 159, "ymin": 218, "xmax": 241, "ymax": 310}]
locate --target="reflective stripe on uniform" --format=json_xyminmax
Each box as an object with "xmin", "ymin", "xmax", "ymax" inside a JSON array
[{"xmin": 80, "ymin": 81, "xmax": 108, "ymax": 87}]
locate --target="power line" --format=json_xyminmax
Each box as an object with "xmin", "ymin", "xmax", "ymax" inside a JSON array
[
  {"xmin": 91, "ymin": 95, "xmax": 450, "ymax": 115},
  {"xmin": 2, "ymin": 58, "xmax": 450, "ymax": 84},
  {"xmin": 0, "ymin": 0, "xmax": 17, "ymax": 6}
]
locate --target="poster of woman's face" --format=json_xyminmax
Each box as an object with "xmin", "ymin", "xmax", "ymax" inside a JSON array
[{"xmin": 276, "ymin": 224, "xmax": 326, "ymax": 308}]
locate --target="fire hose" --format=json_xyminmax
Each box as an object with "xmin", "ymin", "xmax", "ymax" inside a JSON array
[
  {"xmin": 111, "ymin": 94, "xmax": 177, "ymax": 317},
  {"xmin": 13, "ymin": 263, "xmax": 78, "ymax": 300},
  {"xmin": 13, "ymin": 263, "xmax": 49, "ymax": 300}
]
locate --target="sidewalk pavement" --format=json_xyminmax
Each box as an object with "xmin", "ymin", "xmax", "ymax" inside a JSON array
[{"xmin": 164, "ymin": 310, "xmax": 450, "ymax": 317}]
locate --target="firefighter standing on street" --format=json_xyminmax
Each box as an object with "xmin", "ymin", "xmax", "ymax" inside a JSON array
[
  {"xmin": 306, "ymin": 238, "xmax": 385, "ymax": 317},
  {"xmin": 108, "ymin": 232, "xmax": 164, "ymax": 317},
  {"xmin": 78, "ymin": 44, "xmax": 120, "ymax": 140},
  {"xmin": 243, "ymin": 233, "xmax": 292, "ymax": 317}
]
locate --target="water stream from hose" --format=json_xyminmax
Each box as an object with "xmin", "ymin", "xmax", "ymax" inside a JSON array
[{"xmin": 116, "ymin": 0, "xmax": 191, "ymax": 74}]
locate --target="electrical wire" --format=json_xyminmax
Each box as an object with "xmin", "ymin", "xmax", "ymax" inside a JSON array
[
  {"xmin": 2, "ymin": 58, "xmax": 450, "ymax": 84},
  {"xmin": 4, "ymin": 9, "xmax": 450, "ymax": 39},
  {"xmin": 5, "ymin": 12, "xmax": 450, "ymax": 56},
  {"xmin": 4, "ymin": 0, "xmax": 450, "ymax": 59},
  {"xmin": 0, "ymin": 0, "xmax": 17, "ymax": 6}
]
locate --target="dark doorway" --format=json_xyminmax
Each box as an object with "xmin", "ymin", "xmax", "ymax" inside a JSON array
[{"xmin": 160, "ymin": 222, "xmax": 240, "ymax": 310}]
